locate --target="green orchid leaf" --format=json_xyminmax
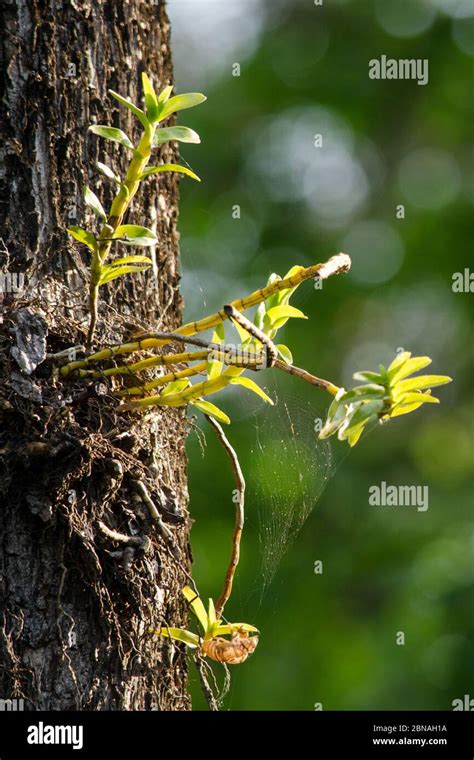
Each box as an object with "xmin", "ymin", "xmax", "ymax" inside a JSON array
[
  {"xmin": 389, "ymin": 356, "xmax": 433, "ymax": 385},
  {"xmin": 159, "ymin": 92, "xmax": 207, "ymax": 121},
  {"xmin": 318, "ymin": 389, "xmax": 347, "ymax": 440},
  {"xmin": 141, "ymin": 163, "xmax": 200, "ymax": 181},
  {"xmin": 109, "ymin": 255, "xmax": 153, "ymax": 266},
  {"xmin": 158, "ymin": 84, "xmax": 173, "ymax": 105},
  {"xmin": 231, "ymin": 318, "xmax": 253, "ymax": 345},
  {"xmin": 154, "ymin": 627, "xmax": 200, "ymax": 648},
  {"xmin": 212, "ymin": 625, "xmax": 233, "ymax": 636},
  {"xmin": 346, "ymin": 425, "xmax": 365, "ymax": 447},
  {"xmin": 96, "ymin": 161, "xmax": 121, "ymax": 184},
  {"xmin": 394, "ymin": 391, "xmax": 439, "ymax": 405},
  {"xmin": 389, "ymin": 401, "xmax": 426, "ymax": 417},
  {"xmin": 113, "ymin": 224, "xmax": 157, "ymax": 246},
  {"xmin": 393, "ymin": 374, "xmax": 452, "ymax": 395},
  {"xmin": 338, "ymin": 400, "xmax": 384, "ymax": 443},
  {"xmin": 191, "ymin": 399, "xmax": 231, "ymax": 425},
  {"xmin": 160, "ymin": 379, "xmax": 191, "ymax": 397},
  {"xmin": 83, "ymin": 186, "xmax": 107, "ymax": 221},
  {"xmin": 319, "ymin": 416, "xmax": 346, "ymax": 440},
  {"xmin": 154, "ymin": 126, "xmax": 201, "ymax": 145},
  {"xmin": 339, "ymin": 383, "xmax": 386, "ymax": 405},
  {"xmin": 254, "ymin": 302, "xmax": 266, "ymax": 331},
  {"xmin": 67, "ymin": 225, "xmax": 97, "ymax": 252},
  {"xmin": 207, "ymin": 598, "xmax": 217, "ymax": 626},
  {"xmin": 276, "ymin": 344, "xmax": 293, "ymax": 364},
  {"xmin": 263, "ymin": 273, "xmax": 283, "ymax": 310},
  {"xmin": 142, "ymin": 72, "xmax": 159, "ymax": 122},
  {"xmin": 214, "ymin": 623, "xmax": 259, "ymax": 636},
  {"xmin": 182, "ymin": 586, "xmax": 209, "ymax": 633},
  {"xmin": 88, "ymin": 124, "xmax": 134, "ymax": 150},
  {"xmin": 277, "ymin": 265, "xmax": 305, "ymax": 306},
  {"xmin": 108, "ymin": 90, "xmax": 149, "ymax": 129},
  {"xmin": 352, "ymin": 370, "xmax": 384, "ymax": 384},
  {"xmin": 207, "ymin": 322, "xmax": 225, "ymax": 379},
  {"xmin": 229, "ymin": 623, "xmax": 259, "ymax": 633},
  {"xmin": 265, "ymin": 304, "xmax": 307, "ymax": 330},
  {"xmin": 229, "ymin": 376, "xmax": 274, "ymax": 405},
  {"xmin": 98, "ymin": 265, "xmax": 150, "ymax": 286},
  {"xmin": 387, "ymin": 351, "xmax": 411, "ymax": 376}
]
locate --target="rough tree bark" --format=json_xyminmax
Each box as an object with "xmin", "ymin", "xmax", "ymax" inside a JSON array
[{"xmin": 0, "ymin": 0, "xmax": 192, "ymax": 710}]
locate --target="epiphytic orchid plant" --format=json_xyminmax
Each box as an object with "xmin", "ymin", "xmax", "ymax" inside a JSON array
[
  {"xmin": 150, "ymin": 586, "xmax": 259, "ymax": 665},
  {"xmin": 67, "ymin": 73, "xmax": 205, "ymax": 348}
]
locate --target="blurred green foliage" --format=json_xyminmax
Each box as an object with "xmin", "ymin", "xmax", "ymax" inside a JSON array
[{"xmin": 167, "ymin": 0, "xmax": 474, "ymax": 710}]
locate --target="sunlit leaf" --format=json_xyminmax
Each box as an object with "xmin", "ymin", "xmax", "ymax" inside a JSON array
[
  {"xmin": 395, "ymin": 391, "xmax": 439, "ymax": 405},
  {"xmin": 191, "ymin": 399, "xmax": 231, "ymax": 425},
  {"xmin": 110, "ymin": 255, "xmax": 153, "ymax": 266},
  {"xmin": 99, "ymin": 264, "xmax": 150, "ymax": 285},
  {"xmin": 214, "ymin": 623, "xmax": 259, "ymax": 636},
  {"xmin": 96, "ymin": 161, "xmax": 121, "ymax": 184},
  {"xmin": 263, "ymin": 273, "xmax": 282, "ymax": 309},
  {"xmin": 207, "ymin": 598, "xmax": 216, "ymax": 626},
  {"xmin": 207, "ymin": 322, "xmax": 225, "ymax": 380},
  {"xmin": 154, "ymin": 126, "xmax": 201, "ymax": 145},
  {"xmin": 277, "ymin": 265, "xmax": 305, "ymax": 305},
  {"xmin": 340, "ymin": 384, "xmax": 385, "ymax": 405},
  {"xmin": 141, "ymin": 163, "xmax": 200, "ymax": 181},
  {"xmin": 108, "ymin": 89, "xmax": 149, "ymax": 129},
  {"xmin": 83, "ymin": 186, "xmax": 107, "ymax": 220},
  {"xmin": 158, "ymin": 84, "xmax": 173, "ymax": 105},
  {"xmin": 88, "ymin": 124, "xmax": 134, "ymax": 150},
  {"xmin": 389, "ymin": 401, "xmax": 425, "ymax": 417},
  {"xmin": 182, "ymin": 586, "xmax": 209, "ymax": 632},
  {"xmin": 265, "ymin": 304, "xmax": 307, "ymax": 330},
  {"xmin": 389, "ymin": 356, "xmax": 432, "ymax": 385},
  {"xmin": 230, "ymin": 317, "xmax": 253, "ymax": 344},
  {"xmin": 352, "ymin": 370, "xmax": 384, "ymax": 384},
  {"xmin": 339, "ymin": 400, "xmax": 384, "ymax": 442},
  {"xmin": 387, "ymin": 351, "xmax": 411, "ymax": 377},
  {"xmin": 159, "ymin": 92, "xmax": 207, "ymax": 121},
  {"xmin": 254, "ymin": 302, "xmax": 266, "ymax": 331},
  {"xmin": 142, "ymin": 72, "xmax": 159, "ymax": 122},
  {"xmin": 229, "ymin": 376, "xmax": 274, "ymax": 405},
  {"xmin": 276, "ymin": 344, "xmax": 293, "ymax": 364},
  {"xmin": 160, "ymin": 379, "xmax": 191, "ymax": 397},
  {"xmin": 153, "ymin": 627, "xmax": 200, "ymax": 648},
  {"xmin": 346, "ymin": 425, "xmax": 365, "ymax": 447},
  {"xmin": 113, "ymin": 224, "xmax": 157, "ymax": 246},
  {"xmin": 393, "ymin": 374, "xmax": 452, "ymax": 395},
  {"xmin": 67, "ymin": 225, "xmax": 97, "ymax": 252}
]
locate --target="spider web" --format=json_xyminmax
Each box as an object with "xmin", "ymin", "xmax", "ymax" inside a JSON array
[
  {"xmin": 181, "ymin": 262, "xmax": 349, "ymax": 597},
  {"xmin": 245, "ymin": 381, "xmax": 348, "ymax": 593}
]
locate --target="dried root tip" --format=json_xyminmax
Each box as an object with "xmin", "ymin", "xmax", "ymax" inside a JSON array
[{"xmin": 97, "ymin": 520, "xmax": 149, "ymax": 551}]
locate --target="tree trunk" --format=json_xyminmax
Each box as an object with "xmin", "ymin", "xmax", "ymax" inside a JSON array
[{"xmin": 0, "ymin": 0, "xmax": 191, "ymax": 710}]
